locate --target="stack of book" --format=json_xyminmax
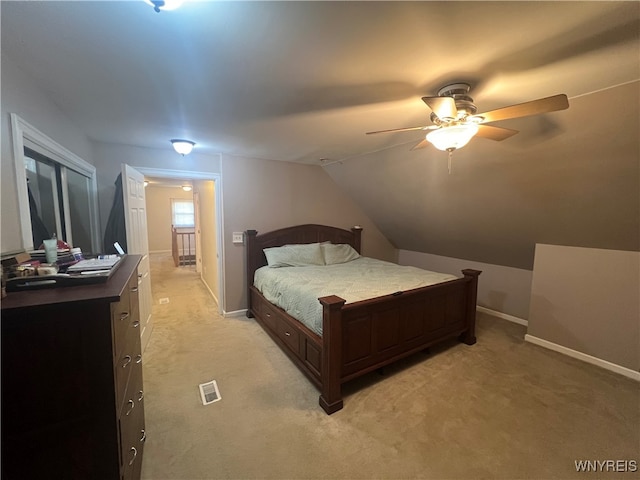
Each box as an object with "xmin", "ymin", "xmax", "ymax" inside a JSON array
[{"xmin": 29, "ymin": 249, "xmax": 77, "ymax": 267}]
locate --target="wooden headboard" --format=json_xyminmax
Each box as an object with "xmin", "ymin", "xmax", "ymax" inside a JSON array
[{"xmin": 245, "ymin": 223, "xmax": 362, "ymax": 293}]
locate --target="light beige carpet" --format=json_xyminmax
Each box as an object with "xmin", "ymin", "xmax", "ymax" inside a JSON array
[{"xmin": 140, "ymin": 253, "xmax": 639, "ymax": 480}]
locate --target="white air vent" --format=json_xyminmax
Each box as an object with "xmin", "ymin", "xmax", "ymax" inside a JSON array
[{"xmin": 198, "ymin": 380, "xmax": 221, "ymax": 405}]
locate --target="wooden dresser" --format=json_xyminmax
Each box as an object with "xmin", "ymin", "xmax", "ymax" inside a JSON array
[{"xmin": 1, "ymin": 255, "xmax": 146, "ymax": 480}]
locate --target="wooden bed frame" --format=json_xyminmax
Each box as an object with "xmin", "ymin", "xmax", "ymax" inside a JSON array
[{"xmin": 245, "ymin": 224, "xmax": 481, "ymax": 414}]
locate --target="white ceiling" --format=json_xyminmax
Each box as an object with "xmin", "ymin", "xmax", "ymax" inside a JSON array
[{"xmin": 2, "ymin": 1, "xmax": 638, "ymax": 165}]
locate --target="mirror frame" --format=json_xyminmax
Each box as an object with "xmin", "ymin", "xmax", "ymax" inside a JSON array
[{"xmin": 10, "ymin": 113, "xmax": 100, "ymax": 252}]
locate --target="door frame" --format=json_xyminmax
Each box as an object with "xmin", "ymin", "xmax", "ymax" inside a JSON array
[{"xmin": 134, "ymin": 166, "xmax": 224, "ymax": 315}]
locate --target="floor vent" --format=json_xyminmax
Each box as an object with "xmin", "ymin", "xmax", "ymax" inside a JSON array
[{"xmin": 198, "ymin": 380, "xmax": 221, "ymax": 405}]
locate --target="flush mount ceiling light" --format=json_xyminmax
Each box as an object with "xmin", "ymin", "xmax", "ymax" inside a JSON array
[
  {"xmin": 144, "ymin": 0, "xmax": 184, "ymax": 13},
  {"xmin": 171, "ymin": 139, "xmax": 195, "ymax": 156},
  {"xmin": 182, "ymin": 185, "xmax": 192, "ymax": 192}
]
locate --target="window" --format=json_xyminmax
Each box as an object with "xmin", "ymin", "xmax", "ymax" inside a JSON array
[{"xmin": 171, "ymin": 199, "xmax": 194, "ymax": 227}]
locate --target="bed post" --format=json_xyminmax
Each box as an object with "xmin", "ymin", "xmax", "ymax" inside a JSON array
[
  {"xmin": 245, "ymin": 229, "xmax": 258, "ymax": 318},
  {"xmin": 318, "ymin": 295, "xmax": 346, "ymax": 414},
  {"xmin": 351, "ymin": 226, "xmax": 363, "ymax": 253},
  {"xmin": 460, "ymin": 269, "xmax": 482, "ymax": 345}
]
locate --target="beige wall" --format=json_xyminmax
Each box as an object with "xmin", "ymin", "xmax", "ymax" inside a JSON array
[
  {"xmin": 399, "ymin": 250, "xmax": 533, "ymax": 320},
  {"xmin": 145, "ymin": 186, "xmax": 194, "ymax": 252},
  {"xmin": 527, "ymin": 244, "xmax": 640, "ymax": 372},
  {"xmin": 195, "ymin": 180, "xmax": 218, "ymax": 304},
  {"xmin": 220, "ymin": 153, "xmax": 397, "ymax": 314}
]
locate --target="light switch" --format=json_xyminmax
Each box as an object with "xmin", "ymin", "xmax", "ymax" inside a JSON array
[{"xmin": 232, "ymin": 232, "xmax": 244, "ymax": 244}]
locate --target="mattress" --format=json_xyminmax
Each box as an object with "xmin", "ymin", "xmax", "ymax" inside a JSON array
[{"xmin": 254, "ymin": 257, "xmax": 458, "ymax": 335}]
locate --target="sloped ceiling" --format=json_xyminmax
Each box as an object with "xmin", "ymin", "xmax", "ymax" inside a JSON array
[{"xmin": 2, "ymin": 1, "xmax": 639, "ymax": 269}]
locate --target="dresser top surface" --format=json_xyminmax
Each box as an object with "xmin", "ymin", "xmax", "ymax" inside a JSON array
[{"xmin": 1, "ymin": 255, "xmax": 142, "ymax": 311}]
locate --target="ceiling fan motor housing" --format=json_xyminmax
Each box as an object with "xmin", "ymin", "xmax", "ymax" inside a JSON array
[{"xmin": 437, "ymin": 83, "xmax": 478, "ymax": 120}]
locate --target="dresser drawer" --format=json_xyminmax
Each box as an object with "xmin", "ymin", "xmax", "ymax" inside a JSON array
[
  {"xmin": 119, "ymin": 363, "xmax": 145, "ymax": 480},
  {"xmin": 115, "ymin": 321, "xmax": 142, "ymax": 412},
  {"xmin": 111, "ymin": 289, "xmax": 132, "ymax": 357},
  {"xmin": 113, "ymin": 271, "xmax": 139, "ymax": 355}
]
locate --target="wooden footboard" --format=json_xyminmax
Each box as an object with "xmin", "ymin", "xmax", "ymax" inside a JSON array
[
  {"xmin": 245, "ymin": 225, "xmax": 481, "ymax": 414},
  {"xmin": 318, "ymin": 269, "xmax": 480, "ymax": 414}
]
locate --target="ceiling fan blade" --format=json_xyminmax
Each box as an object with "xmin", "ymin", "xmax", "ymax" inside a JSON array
[
  {"xmin": 422, "ymin": 96, "xmax": 457, "ymax": 120},
  {"xmin": 475, "ymin": 124, "xmax": 519, "ymax": 141},
  {"xmin": 366, "ymin": 125, "xmax": 429, "ymax": 135},
  {"xmin": 476, "ymin": 94, "xmax": 569, "ymax": 124},
  {"xmin": 411, "ymin": 138, "xmax": 431, "ymax": 151}
]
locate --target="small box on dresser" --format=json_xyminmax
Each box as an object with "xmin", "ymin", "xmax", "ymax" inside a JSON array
[{"xmin": 1, "ymin": 255, "xmax": 146, "ymax": 480}]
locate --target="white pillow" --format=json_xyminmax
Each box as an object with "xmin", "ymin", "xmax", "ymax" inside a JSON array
[
  {"xmin": 321, "ymin": 243, "xmax": 360, "ymax": 265},
  {"xmin": 263, "ymin": 243, "xmax": 325, "ymax": 268}
]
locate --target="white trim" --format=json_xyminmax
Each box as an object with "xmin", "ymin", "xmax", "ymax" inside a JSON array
[
  {"xmin": 223, "ymin": 309, "xmax": 247, "ymax": 318},
  {"xmin": 59, "ymin": 167, "xmax": 73, "ymax": 246},
  {"xmin": 200, "ymin": 276, "xmax": 219, "ymax": 306},
  {"xmin": 477, "ymin": 306, "xmax": 528, "ymax": 326},
  {"xmin": 149, "ymin": 249, "xmax": 172, "ymax": 254},
  {"xmin": 134, "ymin": 166, "xmax": 225, "ymax": 316},
  {"xmin": 525, "ymin": 334, "xmax": 640, "ymax": 382}
]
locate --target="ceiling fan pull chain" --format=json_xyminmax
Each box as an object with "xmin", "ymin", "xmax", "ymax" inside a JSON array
[{"xmin": 448, "ymin": 150, "xmax": 453, "ymax": 175}]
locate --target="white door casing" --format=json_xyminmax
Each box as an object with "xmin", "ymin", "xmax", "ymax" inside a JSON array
[
  {"xmin": 194, "ymin": 191, "xmax": 202, "ymax": 274},
  {"xmin": 121, "ymin": 164, "xmax": 153, "ymax": 352}
]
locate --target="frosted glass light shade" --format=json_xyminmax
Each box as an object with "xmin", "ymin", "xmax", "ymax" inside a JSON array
[
  {"xmin": 144, "ymin": 0, "xmax": 184, "ymax": 12},
  {"xmin": 171, "ymin": 139, "xmax": 195, "ymax": 156},
  {"xmin": 426, "ymin": 124, "xmax": 479, "ymax": 151}
]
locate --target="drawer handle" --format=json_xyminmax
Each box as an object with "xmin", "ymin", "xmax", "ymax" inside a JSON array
[
  {"xmin": 120, "ymin": 312, "xmax": 130, "ymax": 321},
  {"xmin": 126, "ymin": 399, "xmax": 135, "ymax": 416},
  {"xmin": 138, "ymin": 273, "xmax": 143, "ymax": 278},
  {"xmin": 133, "ymin": 321, "xmax": 140, "ymax": 328},
  {"xmin": 128, "ymin": 446, "xmax": 137, "ymax": 466},
  {"xmin": 285, "ymin": 331, "xmax": 291, "ymax": 337},
  {"xmin": 136, "ymin": 354, "xmax": 142, "ymax": 364},
  {"xmin": 122, "ymin": 355, "xmax": 132, "ymax": 368},
  {"xmin": 138, "ymin": 390, "xmax": 144, "ymax": 402},
  {"xmin": 130, "ymin": 287, "xmax": 139, "ymax": 293},
  {"xmin": 265, "ymin": 312, "xmax": 271, "ymax": 318},
  {"xmin": 140, "ymin": 429, "xmax": 147, "ymax": 443}
]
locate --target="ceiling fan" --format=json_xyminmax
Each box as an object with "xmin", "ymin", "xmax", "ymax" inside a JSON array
[{"xmin": 366, "ymin": 83, "xmax": 569, "ymax": 158}]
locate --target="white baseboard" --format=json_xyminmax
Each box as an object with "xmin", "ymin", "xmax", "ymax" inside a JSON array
[
  {"xmin": 477, "ymin": 306, "xmax": 528, "ymax": 326},
  {"xmin": 149, "ymin": 249, "xmax": 172, "ymax": 254},
  {"xmin": 223, "ymin": 309, "xmax": 248, "ymax": 318},
  {"xmin": 199, "ymin": 277, "xmax": 219, "ymax": 307},
  {"xmin": 525, "ymin": 334, "xmax": 640, "ymax": 382}
]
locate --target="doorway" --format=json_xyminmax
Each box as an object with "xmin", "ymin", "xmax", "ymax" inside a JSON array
[{"xmin": 134, "ymin": 167, "xmax": 224, "ymax": 315}]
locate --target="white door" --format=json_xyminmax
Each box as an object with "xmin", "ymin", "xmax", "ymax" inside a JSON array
[{"xmin": 121, "ymin": 164, "xmax": 153, "ymax": 352}]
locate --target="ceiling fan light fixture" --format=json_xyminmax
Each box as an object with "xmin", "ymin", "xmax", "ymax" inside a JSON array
[
  {"xmin": 171, "ymin": 139, "xmax": 195, "ymax": 156},
  {"xmin": 426, "ymin": 124, "xmax": 479, "ymax": 151}
]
